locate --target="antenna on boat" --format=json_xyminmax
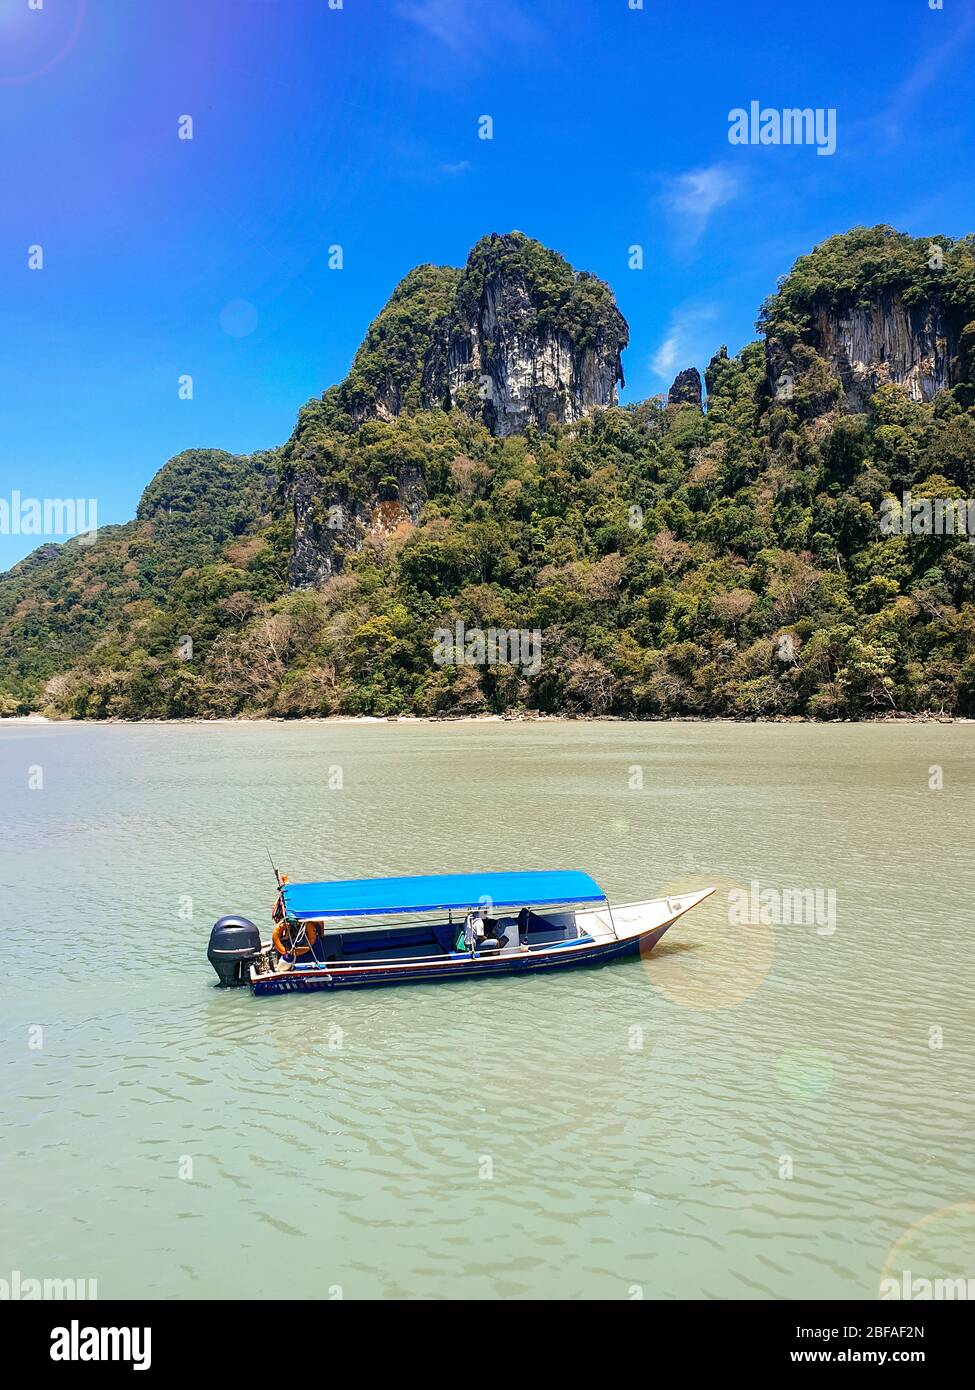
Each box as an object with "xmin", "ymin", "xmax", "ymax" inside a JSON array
[{"xmin": 267, "ymin": 846, "xmax": 283, "ymax": 891}]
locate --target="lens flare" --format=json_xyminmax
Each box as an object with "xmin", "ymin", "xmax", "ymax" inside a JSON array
[
  {"xmin": 879, "ymin": 1203, "xmax": 975, "ymax": 1299},
  {"xmin": 0, "ymin": 0, "xmax": 85, "ymax": 87}
]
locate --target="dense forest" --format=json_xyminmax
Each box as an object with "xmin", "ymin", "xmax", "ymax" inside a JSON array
[{"xmin": 2, "ymin": 226, "xmax": 975, "ymax": 720}]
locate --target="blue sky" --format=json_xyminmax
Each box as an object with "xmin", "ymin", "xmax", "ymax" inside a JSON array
[{"xmin": 2, "ymin": 0, "xmax": 974, "ymax": 570}]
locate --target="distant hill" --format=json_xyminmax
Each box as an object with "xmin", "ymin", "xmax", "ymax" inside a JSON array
[{"xmin": 2, "ymin": 226, "xmax": 974, "ymax": 720}]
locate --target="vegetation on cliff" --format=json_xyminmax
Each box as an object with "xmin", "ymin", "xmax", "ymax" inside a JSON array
[
  {"xmin": 2, "ymin": 227, "xmax": 975, "ymax": 721},
  {"xmin": 338, "ymin": 263, "xmax": 462, "ymax": 419},
  {"xmin": 451, "ymin": 231, "xmax": 627, "ymax": 352},
  {"xmin": 759, "ymin": 225, "xmax": 975, "ymax": 338}
]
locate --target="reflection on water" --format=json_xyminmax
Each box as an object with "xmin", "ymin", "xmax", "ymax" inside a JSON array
[{"xmin": 1, "ymin": 720, "xmax": 973, "ymax": 1298}]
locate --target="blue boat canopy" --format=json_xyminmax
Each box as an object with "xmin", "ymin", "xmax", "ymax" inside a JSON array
[{"xmin": 281, "ymin": 869, "xmax": 605, "ymax": 920}]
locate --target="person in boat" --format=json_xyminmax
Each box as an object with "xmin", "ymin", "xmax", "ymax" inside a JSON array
[
  {"xmin": 481, "ymin": 907, "xmax": 508, "ymax": 948},
  {"xmin": 463, "ymin": 908, "xmax": 485, "ymax": 950},
  {"xmin": 461, "ymin": 906, "xmax": 508, "ymax": 952}
]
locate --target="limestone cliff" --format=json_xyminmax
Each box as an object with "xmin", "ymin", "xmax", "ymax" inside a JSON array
[
  {"xmin": 286, "ymin": 232, "xmax": 628, "ymax": 587},
  {"xmin": 811, "ymin": 295, "xmax": 953, "ymax": 408},
  {"xmin": 420, "ymin": 233, "xmax": 627, "ymax": 436},
  {"xmin": 766, "ymin": 293, "xmax": 956, "ymax": 416},
  {"xmin": 759, "ymin": 226, "xmax": 975, "ymax": 416}
]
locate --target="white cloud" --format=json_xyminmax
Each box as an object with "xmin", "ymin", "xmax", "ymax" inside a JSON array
[
  {"xmin": 399, "ymin": 0, "xmax": 472, "ymax": 51},
  {"xmin": 663, "ymin": 164, "xmax": 741, "ymax": 244},
  {"xmin": 651, "ymin": 333, "xmax": 681, "ymax": 379},
  {"xmin": 848, "ymin": 7, "xmax": 975, "ymax": 153},
  {"xmin": 896, "ymin": 5, "xmax": 975, "ymax": 106},
  {"xmin": 398, "ymin": 0, "xmax": 540, "ymax": 58},
  {"xmin": 650, "ymin": 304, "xmax": 719, "ymax": 383}
]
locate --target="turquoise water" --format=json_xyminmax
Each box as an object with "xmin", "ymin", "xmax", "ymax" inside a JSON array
[{"xmin": 1, "ymin": 720, "xmax": 973, "ymax": 1299}]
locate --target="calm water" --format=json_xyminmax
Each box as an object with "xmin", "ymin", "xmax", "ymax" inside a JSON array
[{"xmin": 1, "ymin": 719, "xmax": 973, "ymax": 1300}]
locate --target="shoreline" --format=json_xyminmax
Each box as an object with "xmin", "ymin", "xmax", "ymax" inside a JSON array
[{"xmin": 2, "ymin": 712, "xmax": 971, "ymax": 727}]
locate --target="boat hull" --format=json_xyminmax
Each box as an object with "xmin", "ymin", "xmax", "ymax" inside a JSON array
[{"xmin": 251, "ymin": 924, "xmax": 669, "ymax": 996}]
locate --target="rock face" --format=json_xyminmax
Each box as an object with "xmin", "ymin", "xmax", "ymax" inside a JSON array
[
  {"xmin": 757, "ymin": 228, "xmax": 975, "ymax": 416},
  {"xmin": 765, "ymin": 294, "xmax": 955, "ymax": 415},
  {"xmin": 813, "ymin": 294, "xmax": 953, "ymax": 408},
  {"xmin": 667, "ymin": 367, "xmax": 702, "ymax": 409},
  {"xmin": 420, "ymin": 234, "xmax": 628, "ymax": 436},
  {"xmin": 288, "ymin": 465, "xmax": 425, "ymax": 591}
]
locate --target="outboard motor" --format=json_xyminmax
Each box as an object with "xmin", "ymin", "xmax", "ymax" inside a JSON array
[{"xmin": 207, "ymin": 915, "xmax": 261, "ymax": 987}]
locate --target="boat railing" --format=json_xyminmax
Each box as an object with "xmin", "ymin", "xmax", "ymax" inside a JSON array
[{"xmin": 285, "ymin": 932, "xmax": 598, "ymax": 972}]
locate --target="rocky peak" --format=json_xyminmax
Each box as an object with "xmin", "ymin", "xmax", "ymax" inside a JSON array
[
  {"xmin": 421, "ymin": 232, "xmax": 628, "ymax": 436},
  {"xmin": 667, "ymin": 367, "xmax": 702, "ymax": 409},
  {"xmin": 338, "ymin": 233, "xmax": 627, "ymax": 437},
  {"xmin": 284, "ymin": 235, "xmax": 629, "ymax": 588}
]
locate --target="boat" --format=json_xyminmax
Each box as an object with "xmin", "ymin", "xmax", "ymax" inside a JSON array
[{"xmin": 207, "ymin": 868, "xmax": 714, "ymax": 996}]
